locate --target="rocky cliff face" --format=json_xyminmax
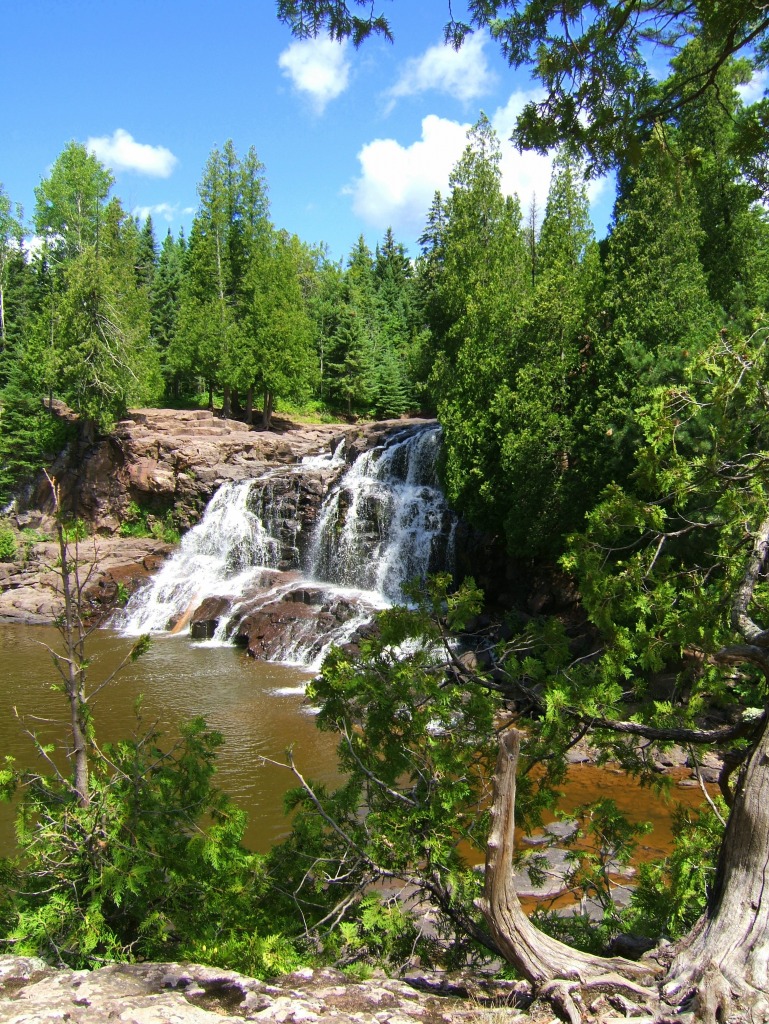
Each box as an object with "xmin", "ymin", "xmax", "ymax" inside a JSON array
[
  {"xmin": 0, "ymin": 410, "xmax": 439, "ymax": 627},
  {"xmin": 35, "ymin": 408, "xmax": 424, "ymax": 536}
]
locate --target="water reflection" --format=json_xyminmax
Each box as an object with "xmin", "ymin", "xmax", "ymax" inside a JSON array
[{"xmin": 0, "ymin": 624, "xmax": 340, "ymax": 855}]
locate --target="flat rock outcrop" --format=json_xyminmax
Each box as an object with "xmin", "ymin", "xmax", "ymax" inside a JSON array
[
  {"xmin": 0, "ymin": 956, "xmax": 530, "ymax": 1024},
  {"xmin": 0, "ymin": 536, "xmax": 172, "ymax": 624}
]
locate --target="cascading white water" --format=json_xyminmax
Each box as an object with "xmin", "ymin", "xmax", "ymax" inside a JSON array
[
  {"xmin": 308, "ymin": 425, "xmax": 456, "ymax": 601},
  {"xmin": 121, "ymin": 425, "xmax": 457, "ymax": 665},
  {"xmin": 121, "ymin": 476, "xmax": 285, "ymax": 635}
]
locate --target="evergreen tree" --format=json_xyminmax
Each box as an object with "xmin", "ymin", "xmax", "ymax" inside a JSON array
[
  {"xmin": 326, "ymin": 304, "xmax": 375, "ymax": 416},
  {"xmin": 152, "ymin": 229, "xmax": 186, "ymax": 398},
  {"xmin": 595, "ymin": 135, "xmax": 718, "ymax": 478},
  {"xmin": 135, "ymin": 214, "xmax": 158, "ymax": 291},
  {"xmin": 494, "ymin": 152, "xmax": 604, "ymax": 555},
  {"xmin": 33, "ymin": 142, "xmax": 113, "ymax": 264},
  {"xmin": 173, "ymin": 142, "xmax": 270, "ymax": 414},
  {"xmin": 430, "ymin": 116, "xmax": 531, "ymax": 532},
  {"xmin": 0, "ymin": 184, "xmax": 25, "ymax": 358},
  {"xmin": 668, "ymin": 44, "xmax": 769, "ymax": 319},
  {"xmin": 371, "ymin": 227, "xmax": 418, "ymax": 416},
  {"xmin": 0, "ymin": 144, "xmax": 162, "ymax": 497},
  {"xmin": 243, "ymin": 229, "xmax": 316, "ymax": 428},
  {"xmin": 324, "ymin": 236, "xmax": 380, "ymax": 417},
  {"xmin": 306, "ymin": 248, "xmax": 345, "ymax": 404},
  {"xmin": 412, "ymin": 192, "xmax": 449, "ymax": 405}
]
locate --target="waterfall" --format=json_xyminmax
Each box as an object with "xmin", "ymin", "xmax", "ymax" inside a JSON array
[
  {"xmin": 308, "ymin": 425, "xmax": 456, "ymax": 601},
  {"xmin": 121, "ymin": 424, "xmax": 457, "ymax": 665},
  {"xmin": 120, "ymin": 476, "xmax": 287, "ymax": 636}
]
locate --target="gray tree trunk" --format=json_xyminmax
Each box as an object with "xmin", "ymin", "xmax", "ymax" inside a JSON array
[{"xmin": 478, "ymin": 729, "xmax": 655, "ymax": 987}]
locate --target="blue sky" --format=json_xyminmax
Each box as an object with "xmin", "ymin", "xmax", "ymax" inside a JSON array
[{"xmin": 1, "ymin": 0, "xmax": 620, "ymax": 262}]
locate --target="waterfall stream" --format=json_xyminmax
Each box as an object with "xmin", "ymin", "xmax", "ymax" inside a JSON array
[{"xmin": 121, "ymin": 424, "xmax": 457, "ymax": 666}]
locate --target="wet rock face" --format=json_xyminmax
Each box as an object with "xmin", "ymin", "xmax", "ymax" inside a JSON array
[
  {"xmin": 0, "ymin": 957, "xmax": 527, "ymax": 1024},
  {"xmin": 233, "ymin": 585, "xmax": 367, "ymax": 663}
]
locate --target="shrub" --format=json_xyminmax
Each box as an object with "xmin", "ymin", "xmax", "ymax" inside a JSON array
[
  {"xmin": 0, "ymin": 525, "xmax": 17, "ymax": 561},
  {"xmin": 119, "ymin": 502, "xmax": 180, "ymax": 543},
  {"xmin": 3, "ymin": 717, "xmax": 273, "ymax": 967}
]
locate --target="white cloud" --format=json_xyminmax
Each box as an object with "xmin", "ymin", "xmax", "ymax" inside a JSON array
[
  {"xmin": 348, "ymin": 92, "xmax": 612, "ymax": 242},
  {"xmin": 86, "ymin": 129, "xmax": 178, "ymax": 177},
  {"xmin": 132, "ymin": 202, "xmax": 180, "ymax": 223},
  {"xmin": 737, "ymin": 68, "xmax": 768, "ymax": 105},
  {"xmin": 278, "ymin": 37, "xmax": 350, "ymax": 112},
  {"xmin": 388, "ymin": 33, "xmax": 495, "ymax": 105},
  {"xmin": 348, "ymin": 114, "xmax": 469, "ymax": 237}
]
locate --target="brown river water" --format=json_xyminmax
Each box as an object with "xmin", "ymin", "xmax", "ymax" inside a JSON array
[
  {"xmin": 0, "ymin": 623, "xmax": 340, "ymax": 855},
  {"xmin": 0, "ymin": 623, "xmax": 707, "ymax": 863}
]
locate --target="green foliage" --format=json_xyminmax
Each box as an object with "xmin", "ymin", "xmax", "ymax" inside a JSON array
[
  {"xmin": 332, "ymin": 894, "xmax": 419, "ymax": 969},
  {"xmin": 0, "ymin": 523, "xmax": 16, "ymax": 561},
  {"xmin": 0, "ymin": 347, "xmax": 77, "ymax": 504},
  {"xmin": 564, "ymin": 799, "xmax": 653, "ymax": 913},
  {"xmin": 265, "ymin": 576, "xmax": 501, "ymax": 965},
  {"xmin": 494, "ymin": 151, "xmax": 605, "ymax": 555},
  {"xmin": 320, "ymin": 231, "xmax": 419, "ymax": 420},
  {"xmin": 429, "ymin": 117, "xmax": 531, "ymax": 534},
  {"xmin": 61, "ymin": 517, "xmax": 88, "ymax": 543},
  {"xmin": 34, "ymin": 142, "xmax": 113, "ymax": 261},
  {"xmin": 531, "ymin": 800, "xmax": 654, "ymax": 953},
  {"xmin": 4, "ymin": 715, "xmax": 270, "ymax": 968},
  {"xmin": 628, "ymin": 803, "xmax": 725, "ymax": 939},
  {"xmin": 185, "ymin": 931, "xmax": 306, "ymax": 979},
  {"xmin": 119, "ymin": 501, "xmax": 180, "ymax": 543}
]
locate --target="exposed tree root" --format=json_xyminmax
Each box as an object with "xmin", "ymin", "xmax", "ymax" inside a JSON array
[
  {"xmin": 475, "ymin": 728, "xmax": 769, "ymax": 1024},
  {"xmin": 689, "ymin": 963, "xmax": 733, "ymax": 1024},
  {"xmin": 539, "ymin": 979, "xmax": 584, "ymax": 1024}
]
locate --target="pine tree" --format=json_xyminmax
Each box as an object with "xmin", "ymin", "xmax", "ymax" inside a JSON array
[
  {"xmin": 243, "ymin": 230, "xmax": 316, "ymax": 428},
  {"xmin": 595, "ymin": 135, "xmax": 718, "ymax": 478},
  {"xmin": 136, "ymin": 214, "xmax": 158, "ymax": 291},
  {"xmin": 175, "ymin": 142, "xmax": 271, "ymax": 416},
  {"xmin": 326, "ymin": 304, "xmax": 375, "ymax": 417},
  {"xmin": 0, "ymin": 184, "xmax": 25, "ymax": 361},
  {"xmin": 152, "ymin": 230, "xmax": 186, "ymax": 399}
]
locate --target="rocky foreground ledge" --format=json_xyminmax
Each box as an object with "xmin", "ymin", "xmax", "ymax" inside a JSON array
[{"xmin": 0, "ymin": 956, "xmax": 539, "ymax": 1024}]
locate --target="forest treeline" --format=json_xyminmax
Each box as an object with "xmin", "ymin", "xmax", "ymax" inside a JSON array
[{"xmin": 1, "ymin": 43, "xmax": 767, "ymax": 564}]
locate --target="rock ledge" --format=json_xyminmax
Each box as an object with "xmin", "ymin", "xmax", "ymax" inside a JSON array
[{"xmin": 0, "ymin": 956, "xmax": 530, "ymax": 1024}]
